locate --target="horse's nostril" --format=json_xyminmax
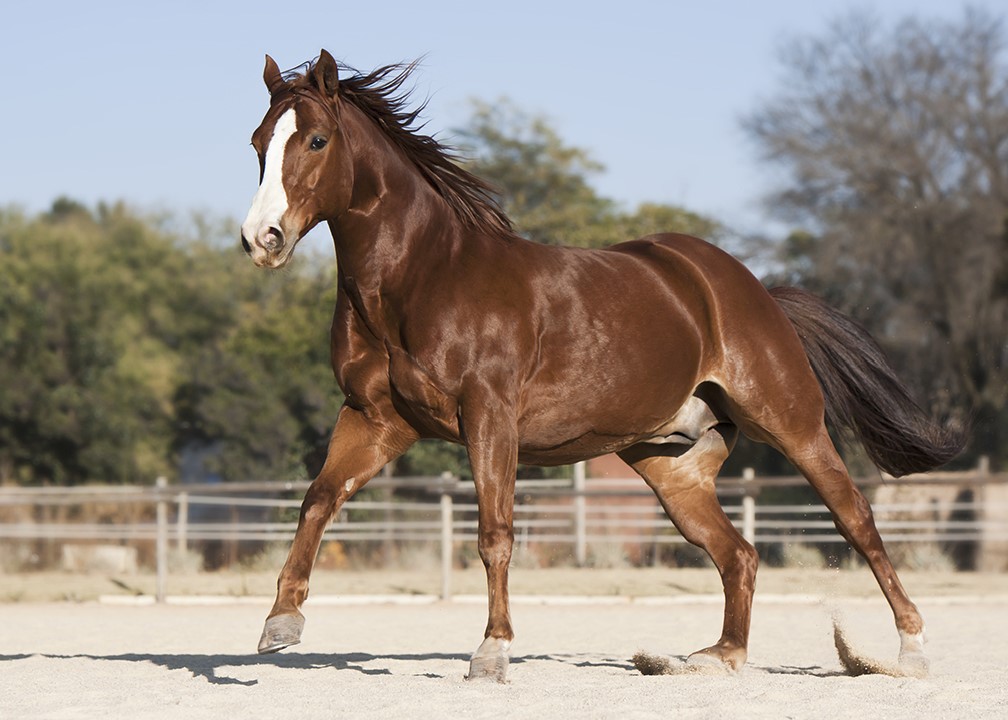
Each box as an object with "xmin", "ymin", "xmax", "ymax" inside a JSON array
[
  {"xmin": 241, "ymin": 234, "xmax": 253, "ymax": 255},
  {"xmin": 265, "ymin": 226, "xmax": 284, "ymax": 251}
]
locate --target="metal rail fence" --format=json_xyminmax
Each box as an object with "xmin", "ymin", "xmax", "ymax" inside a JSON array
[{"xmin": 1, "ymin": 459, "xmax": 1005, "ymax": 601}]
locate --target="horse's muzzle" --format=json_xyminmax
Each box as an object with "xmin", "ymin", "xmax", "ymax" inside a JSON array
[
  {"xmin": 240, "ymin": 223, "xmax": 291, "ymax": 268},
  {"xmin": 243, "ymin": 225, "xmax": 284, "ymax": 253}
]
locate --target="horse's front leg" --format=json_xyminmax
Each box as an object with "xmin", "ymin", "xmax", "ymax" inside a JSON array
[
  {"xmin": 257, "ymin": 405, "xmax": 415, "ymax": 654},
  {"xmin": 462, "ymin": 405, "xmax": 518, "ymax": 682}
]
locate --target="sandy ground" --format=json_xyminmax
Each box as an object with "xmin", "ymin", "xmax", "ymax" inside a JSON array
[{"xmin": 1, "ymin": 570, "xmax": 1007, "ymax": 719}]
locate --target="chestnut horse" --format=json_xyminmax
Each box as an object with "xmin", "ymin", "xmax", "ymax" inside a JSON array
[{"xmin": 241, "ymin": 50, "xmax": 962, "ymax": 681}]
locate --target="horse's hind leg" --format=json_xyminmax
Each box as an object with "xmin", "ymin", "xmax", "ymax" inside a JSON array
[
  {"xmin": 781, "ymin": 427, "xmax": 928, "ymax": 676},
  {"xmin": 619, "ymin": 425, "xmax": 756, "ymax": 672},
  {"xmin": 257, "ymin": 405, "xmax": 415, "ymax": 654},
  {"xmin": 727, "ymin": 365, "xmax": 927, "ymax": 673}
]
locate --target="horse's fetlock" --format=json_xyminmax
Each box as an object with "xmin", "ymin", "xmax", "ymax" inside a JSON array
[{"xmin": 897, "ymin": 612, "xmax": 925, "ymax": 636}]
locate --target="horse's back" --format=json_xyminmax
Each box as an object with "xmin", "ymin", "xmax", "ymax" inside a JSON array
[
  {"xmin": 610, "ymin": 231, "xmax": 802, "ymax": 345},
  {"xmin": 604, "ymin": 232, "xmax": 762, "ymax": 295}
]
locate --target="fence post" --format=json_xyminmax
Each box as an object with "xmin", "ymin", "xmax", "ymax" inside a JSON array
[
  {"xmin": 975, "ymin": 455, "xmax": 998, "ymax": 571},
  {"xmin": 440, "ymin": 473, "xmax": 454, "ymax": 601},
  {"xmin": 176, "ymin": 492, "xmax": 188, "ymax": 554},
  {"xmin": 574, "ymin": 460, "xmax": 587, "ymax": 567},
  {"xmin": 155, "ymin": 476, "xmax": 168, "ymax": 603},
  {"xmin": 742, "ymin": 468, "xmax": 756, "ymax": 546},
  {"xmin": 381, "ymin": 464, "xmax": 394, "ymax": 564}
]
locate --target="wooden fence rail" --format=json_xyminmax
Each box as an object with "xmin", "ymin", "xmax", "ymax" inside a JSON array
[{"xmin": 1, "ymin": 459, "xmax": 1005, "ymax": 601}]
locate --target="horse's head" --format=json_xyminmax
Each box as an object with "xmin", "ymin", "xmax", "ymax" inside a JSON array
[{"xmin": 241, "ymin": 50, "xmax": 352, "ymax": 268}]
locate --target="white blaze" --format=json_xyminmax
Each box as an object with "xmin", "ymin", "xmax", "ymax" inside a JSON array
[{"xmin": 242, "ymin": 107, "xmax": 298, "ymax": 245}]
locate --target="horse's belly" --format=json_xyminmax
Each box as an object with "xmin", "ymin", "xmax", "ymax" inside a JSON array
[{"xmin": 516, "ymin": 364, "xmax": 703, "ymax": 465}]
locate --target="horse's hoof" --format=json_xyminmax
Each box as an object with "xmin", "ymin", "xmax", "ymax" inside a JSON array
[
  {"xmin": 686, "ymin": 645, "xmax": 744, "ymax": 674},
  {"xmin": 257, "ymin": 613, "xmax": 304, "ymax": 654},
  {"xmin": 467, "ymin": 653, "xmax": 509, "ymax": 682},
  {"xmin": 898, "ymin": 630, "xmax": 929, "ymax": 678},
  {"xmin": 466, "ymin": 637, "xmax": 511, "ymax": 683},
  {"xmin": 898, "ymin": 650, "xmax": 929, "ymax": 678}
]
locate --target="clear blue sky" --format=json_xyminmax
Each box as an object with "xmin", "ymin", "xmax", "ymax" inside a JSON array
[{"xmin": 1, "ymin": 0, "xmax": 998, "ymax": 247}]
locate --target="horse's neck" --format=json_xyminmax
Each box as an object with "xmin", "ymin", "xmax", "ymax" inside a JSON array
[{"xmin": 329, "ymin": 106, "xmax": 461, "ymax": 301}]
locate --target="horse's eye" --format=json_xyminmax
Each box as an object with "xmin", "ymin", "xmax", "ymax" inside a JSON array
[{"xmin": 310, "ymin": 136, "xmax": 328, "ymax": 151}]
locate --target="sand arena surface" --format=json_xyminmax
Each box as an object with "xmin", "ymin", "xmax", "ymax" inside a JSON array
[{"xmin": 1, "ymin": 584, "xmax": 1007, "ymax": 719}]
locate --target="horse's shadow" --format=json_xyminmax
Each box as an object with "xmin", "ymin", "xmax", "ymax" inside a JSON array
[
  {"xmin": 0, "ymin": 652, "xmax": 841, "ymax": 684},
  {"xmin": 0, "ymin": 651, "xmax": 462, "ymax": 686},
  {"xmin": 0, "ymin": 651, "xmax": 640, "ymax": 686}
]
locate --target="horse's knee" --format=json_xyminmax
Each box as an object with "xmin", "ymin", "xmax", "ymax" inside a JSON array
[{"xmin": 478, "ymin": 526, "xmax": 514, "ymax": 567}]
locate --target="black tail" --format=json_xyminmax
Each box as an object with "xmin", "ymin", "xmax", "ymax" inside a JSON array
[{"xmin": 770, "ymin": 286, "xmax": 966, "ymax": 477}]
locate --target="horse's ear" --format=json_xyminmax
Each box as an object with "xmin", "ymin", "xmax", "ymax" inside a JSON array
[
  {"xmin": 263, "ymin": 55, "xmax": 285, "ymax": 95},
  {"xmin": 313, "ymin": 49, "xmax": 340, "ymax": 98}
]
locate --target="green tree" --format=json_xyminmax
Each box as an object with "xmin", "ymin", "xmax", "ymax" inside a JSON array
[
  {"xmin": 0, "ymin": 202, "xmax": 187, "ymax": 483},
  {"xmin": 0, "ymin": 201, "xmax": 342, "ymax": 486}
]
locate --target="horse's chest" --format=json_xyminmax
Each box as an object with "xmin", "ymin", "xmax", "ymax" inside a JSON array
[{"xmin": 386, "ymin": 344, "xmax": 461, "ymax": 440}]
